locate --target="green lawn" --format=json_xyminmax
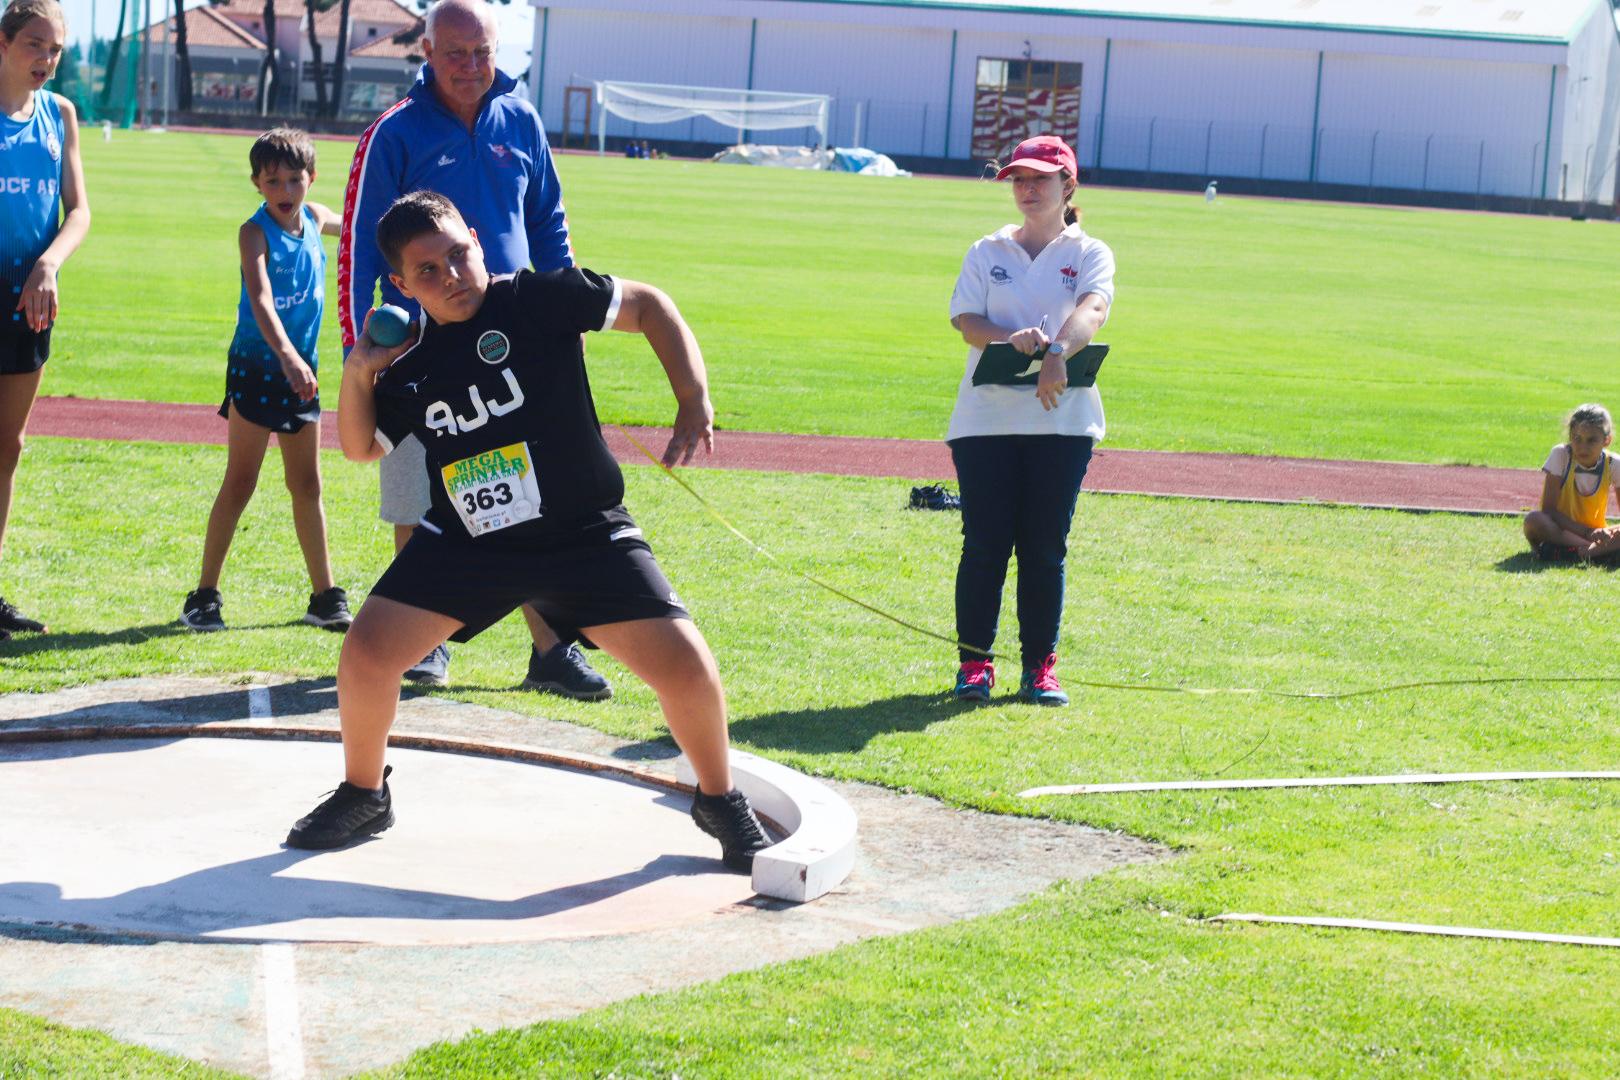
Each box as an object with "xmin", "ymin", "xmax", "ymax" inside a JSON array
[
  {"xmin": 4, "ymin": 133, "xmax": 1619, "ymax": 1078},
  {"xmin": 48, "ymin": 132, "xmax": 1620, "ymax": 465}
]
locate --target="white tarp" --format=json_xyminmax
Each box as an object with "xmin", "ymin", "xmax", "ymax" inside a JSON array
[{"xmin": 710, "ymin": 144, "xmax": 910, "ymax": 177}]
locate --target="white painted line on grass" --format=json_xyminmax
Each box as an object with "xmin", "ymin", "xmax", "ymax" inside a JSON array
[
  {"xmin": 1207, "ymin": 913, "xmax": 1620, "ymax": 949},
  {"xmin": 248, "ymin": 686, "xmax": 272, "ymax": 720},
  {"xmin": 261, "ymin": 943, "xmax": 306, "ymax": 1080},
  {"xmin": 1018, "ymin": 770, "xmax": 1620, "ymax": 797}
]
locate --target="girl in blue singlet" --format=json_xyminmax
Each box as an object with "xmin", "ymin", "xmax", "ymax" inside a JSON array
[
  {"xmin": 1523, "ymin": 403, "xmax": 1620, "ymax": 562},
  {"xmin": 0, "ymin": 0, "xmax": 89, "ymax": 639}
]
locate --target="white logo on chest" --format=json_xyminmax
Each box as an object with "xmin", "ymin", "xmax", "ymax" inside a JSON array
[{"xmin": 424, "ymin": 368, "xmax": 523, "ymax": 435}]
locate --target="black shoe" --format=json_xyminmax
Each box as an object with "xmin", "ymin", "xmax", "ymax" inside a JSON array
[
  {"xmin": 523, "ymin": 642, "xmax": 613, "ymax": 700},
  {"xmin": 181, "ymin": 588, "xmax": 225, "ymax": 632},
  {"xmin": 304, "ymin": 587, "xmax": 353, "ymax": 631},
  {"xmin": 1533, "ymin": 542, "xmax": 1584, "ymax": 563},
  {"xmin": 0, "ymin": 596, "xmax": 46, "ymax": 634},
  {"xmin": 909, "ymin": 484, "xmax": 961, "ymax": 511},
  {"xmin": 691, "ymin": 785, "xmax": 771, "ymax": 873},
  {"xmin": 286, "ymin": 766, "xmax": 394, "ymax": 850},
  {"xmin": 404, "ymin": 643, "xmax": 450, "ymax": 686}
]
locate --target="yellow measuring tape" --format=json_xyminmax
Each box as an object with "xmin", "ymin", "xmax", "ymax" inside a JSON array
[{"xmin": 617, "ymin": 426, "xmax": 1620, "ymax": 702}]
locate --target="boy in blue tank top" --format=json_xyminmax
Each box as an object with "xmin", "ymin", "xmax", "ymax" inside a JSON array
[{"xmin": 181, "ymin": 128, "xmax": 352, "ymax": 633}]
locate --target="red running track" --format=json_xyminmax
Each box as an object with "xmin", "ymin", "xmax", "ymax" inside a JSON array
[{"xmin": 29, "ymin": 396, "xmax": 1538, "ymax": 516}]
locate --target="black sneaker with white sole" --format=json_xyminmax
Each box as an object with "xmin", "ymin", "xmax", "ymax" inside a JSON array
[
  {"xmin": 286, "ymin": 765, "xmax": 395, "ymax": 849},
  {"xmin": 404, "ymin": 643, "xmax": 450, "ymax": 686},
  {"xmin": 304, "ymin": 587, "xmax": 353, "ymax": 631},
  {"xmin": 0, "ymin": 596, "xmax": 46, "ymax": 634},
  {"xmin": 181, "ymin": 588, "xmax": 226, "ymax": 632},
  {"xmin": 691, "ymin": 785, "xmax": 771, "ymax": 873},
  {"xmin": 523, "ymin": 642, "xmax": 613, "ymax": 700}
]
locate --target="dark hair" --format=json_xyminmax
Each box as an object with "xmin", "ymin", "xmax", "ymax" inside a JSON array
[
  {"xmin": 376, "ymin": 190, "xmax": 466, "ymax": 273},
  {"xmin": 1, "ymin": 0, "xmax": 65, "ymax": 42},
  {"xmin": 249, "ymin": 127, "xmax": 316, "ymax": 178}
]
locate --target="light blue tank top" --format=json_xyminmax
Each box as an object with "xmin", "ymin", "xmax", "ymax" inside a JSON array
[
  {"xmin": 0, "ymin": 90, "xmax": 65, "ymax": 324},
  {"xmin": 229, "ymin": 203, "xmax": 325, "ymax": 368}
]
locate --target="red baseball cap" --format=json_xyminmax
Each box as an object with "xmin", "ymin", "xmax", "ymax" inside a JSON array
[{"xmin": 996, "ymin": 135, "xmax": 1078, "ymax": 180}]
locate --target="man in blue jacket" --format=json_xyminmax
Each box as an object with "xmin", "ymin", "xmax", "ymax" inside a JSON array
[{"xmin": 339, "ymin": 0, "xmax": 611, "ymax": 698}]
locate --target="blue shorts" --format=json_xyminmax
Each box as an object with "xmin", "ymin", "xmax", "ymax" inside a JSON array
[
  {"xmin": 0, "ymin": 318, "xmax": 49, "ymax": 376},
  {"xmin": 219, "ymin": 355, "xmax": 321, "ymax": 433}
]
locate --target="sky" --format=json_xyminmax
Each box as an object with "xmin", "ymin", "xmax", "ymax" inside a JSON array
[{"xmin": 55, "ymin": 0, "xmax": 537, "ymax": 74}]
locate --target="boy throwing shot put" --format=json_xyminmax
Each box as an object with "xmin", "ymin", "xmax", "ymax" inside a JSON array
[
  {"xmin": 182, "ymin": 128, "xmax": 352, "ymax": 633},
  {"xmin": 285, "ymin": 191, "xmax": 770, "ymax": 871}
]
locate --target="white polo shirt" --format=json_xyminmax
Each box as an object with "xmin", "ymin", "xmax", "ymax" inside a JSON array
[{"xmin": 946, "ymin": 222, "xmax": 1115, "ymax": 442}]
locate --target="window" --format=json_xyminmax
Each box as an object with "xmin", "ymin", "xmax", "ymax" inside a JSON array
[{"xmin": 971, "ymin": 58, "xmax": 1082, "ymax": 162}]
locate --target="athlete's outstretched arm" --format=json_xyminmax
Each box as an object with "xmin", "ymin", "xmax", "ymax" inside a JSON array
[{"xmin": 611, "ymin": 280, "xmax": 713, "ymax": 467}]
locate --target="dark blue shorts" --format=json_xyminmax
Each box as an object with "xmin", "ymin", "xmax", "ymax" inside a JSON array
[
  {"xmin": 219, "ymin": 356, "xmax": 321, "ymax": 433},
  {"xmin": 0, "ymin": 317, "xmax": 49, "ymax": 376},
  {"xmin": 369, "ymin": 513, "xmax": 690, "ymax": 645}
]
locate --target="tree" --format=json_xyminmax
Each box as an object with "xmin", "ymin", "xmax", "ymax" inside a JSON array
[
  {"xmin": 257, "ymin": 0, "xmax": 278, "ymax": 115},
  {"xmin": 326, "ymin": 0, "xmax": 350, "ymax": 117},
  {"xmin": 97, "ymin": 0, "xmax": 130, "ymax": 111},
  {"xmin": 303, "ymin": 0, "xmax": 340, "ymax": 116},
  {"xmin": 173, "ymin": 0, "xmax": 193, "ymax": 111}
]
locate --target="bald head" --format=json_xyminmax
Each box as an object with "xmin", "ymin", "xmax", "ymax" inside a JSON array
[{"xmin": 424, "ymin": 0, "xmax": 497, "ymax": 44}]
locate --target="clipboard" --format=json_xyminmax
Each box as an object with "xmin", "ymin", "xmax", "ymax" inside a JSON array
[{"xmin": 971, "ymin": 342, "xmax": 1108, "ymax": 388}]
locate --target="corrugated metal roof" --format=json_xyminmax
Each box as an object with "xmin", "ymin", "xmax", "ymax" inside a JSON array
[{"xmin": 787, "ymin": 0, "xmax": 1604, "ymax": 43}]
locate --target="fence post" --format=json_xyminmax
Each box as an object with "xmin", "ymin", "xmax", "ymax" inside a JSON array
[
  {"xmin": 1421, "ymin": 133, "xmax": 1432, "ymax": 191},
  {"xmin": 1204, "ymin": 120, "xmax": 1213, "ymax": 174},
  {"xmin": 920, "ymin": 102, "xmax": 928, "ymax": 155},
  {"xmin": 1258, "ymin": 123, "xmax": 1267, "ymax": 180},
  {"xmin": 1475, "ymin": 140, "xmax": 1483, "ymax": 195},
  {"xmin": 1146, "ymin": 116, "xmax": 1156, "ymax": 174},
  {"xmin": 1368, "ymin": 129, "xmax": 1378, "ymax": 194}
]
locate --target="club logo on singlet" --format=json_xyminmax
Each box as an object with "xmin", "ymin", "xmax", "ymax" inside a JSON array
[
  {"xmin": 424, "ymin": 367, "xmax": 525, "ymax": 436},
  {"xmin": 989, "ymin": 266, "xmax": 1011, "ymax": 286},
  {"xmin": 1060, "ymin": 265, "xmax": 1078, "ymax": 291},
  {"xmin": 477, "ymin": 330, "xmax": 511, "ymax": 364},
  {"xmin": 45, "ymin": 132, "xmax": 60, "ymax": 161}
]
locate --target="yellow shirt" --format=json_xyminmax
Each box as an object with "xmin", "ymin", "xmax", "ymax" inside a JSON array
[{"xmin": 1552, "ymin": 445, "xmax": 1614, "ymax": 530}]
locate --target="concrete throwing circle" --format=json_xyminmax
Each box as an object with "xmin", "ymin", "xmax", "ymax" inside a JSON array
[{"xmin": 0, "ymin": 735, "xmax": 758, "ymax": 945}]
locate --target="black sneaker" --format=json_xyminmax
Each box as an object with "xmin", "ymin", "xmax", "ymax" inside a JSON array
[
  {"xmin": 181, "ymin": 588, "xmax": 225, "ymax": 632},
  {"xmin": 691, "ymin": 785, "xmax": 771, "ymax": 873},
  {"xmin": 909, "ymin": 484, "xmax": 961, "ymax": 511},
  {"xmin": 1533, "ymin": 542, "xmax": 1584, "ymax": 563},
  {"xmin": 404, "ymin": 643, "xmax": 449, "ymax": 686},
  {"xmin": 523, "ymin": 642, "xmax": 613, "ymax": 700},
  {"xmin": 304, "ymin": 587, "xmax": 353, "ymax": 631},
  {"xmin": 286, "ymin": 766, "xmax": 394, "ymax": 849},
  {"xmin": 0, "ymin": 596, "xmax": 46, "ymax": 634}
]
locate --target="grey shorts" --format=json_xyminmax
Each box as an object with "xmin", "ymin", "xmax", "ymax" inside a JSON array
[{"xmin": 378, "ymin": 434, "xmax": 432, "ymax": 525}]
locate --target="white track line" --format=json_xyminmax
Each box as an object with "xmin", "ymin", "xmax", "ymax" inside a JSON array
[
  {"xmin": 248, "ymin": 686, "xmax": 273, "ymax": 720},
  {"xmin": 262, "ymin": 944, "xmax": 306, "ymax": 1080},
  {"xmin": 1207, "ymin": 913, "xmax": 1620, "ymax": 948},
  {"xmin": 1018, "ymin": 770, "xmax": 1620, "ymax": 797}
]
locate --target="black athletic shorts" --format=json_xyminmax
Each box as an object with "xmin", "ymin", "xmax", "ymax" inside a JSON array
[
  {"xmin": 369, "ymin": 511, "xmax": 690, "ymax": 644},
  {"xmin": 218, "ymin": 356, "xmax": 321, "ymax": 433},
  {"xmin": 0, "ymin": 316, "xmax": 50, "ymax": 375}
]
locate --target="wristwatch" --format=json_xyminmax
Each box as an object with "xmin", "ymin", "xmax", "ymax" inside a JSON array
[{"xmin": 1045, "ymin": 342, "xmax": 1066, "ymax": 360}]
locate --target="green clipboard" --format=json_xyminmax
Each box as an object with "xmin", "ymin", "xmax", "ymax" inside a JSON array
[{"xmin": 972, "ymin": 342, "xmax": 1108, "ymax": 388}]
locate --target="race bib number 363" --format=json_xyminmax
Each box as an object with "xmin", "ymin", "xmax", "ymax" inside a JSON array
[{"xmin": 442, "ymin": 441, "xmax": 543, "ymax": 536}]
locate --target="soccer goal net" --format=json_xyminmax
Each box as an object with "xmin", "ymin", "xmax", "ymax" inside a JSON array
[{"xmin": 594, "ymin": 81, "xmax": 831, "ymax": 153}]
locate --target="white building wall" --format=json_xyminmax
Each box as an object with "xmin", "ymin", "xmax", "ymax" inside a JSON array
[
  {"xmin": 531, "ymin": 0, "xmax": 1615, "ymax": 203},
  {"xmin": 1317, "ymin": 52, "xmax": 1555, "ymax": 195},
  {"xmin": 1557, "ymin": 8, "xmax": 1620, "ymax": 203}
]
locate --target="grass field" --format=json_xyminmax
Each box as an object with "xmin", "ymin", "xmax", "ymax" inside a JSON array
[
  {"xmin": 4, "ymin": 133, "xmax": 1620, "ymax": 1078},
  {"xmin": 48, "ymin": 131, "xmax": 1620, "ymax": 465}
]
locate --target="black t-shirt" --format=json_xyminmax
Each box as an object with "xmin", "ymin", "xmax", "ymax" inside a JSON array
[{"xmin": 373, "ymin": 268, "xmax": 627, "ymax": 548}]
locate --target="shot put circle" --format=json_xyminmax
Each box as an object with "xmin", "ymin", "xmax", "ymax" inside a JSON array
[{"xmin": 0, "ymin": 733, "xmax": 759, "ymax": 945}]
